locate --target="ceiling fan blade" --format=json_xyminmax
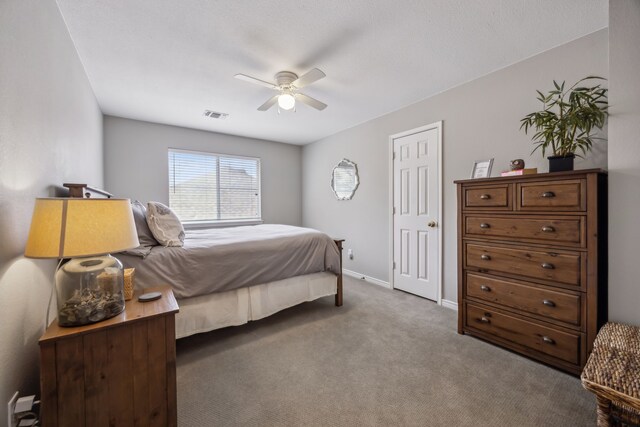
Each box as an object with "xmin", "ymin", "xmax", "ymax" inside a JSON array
[
  {"xmin": 296, "ymin": 93, "xmax": 327, "ymax": 111},
  {"xmin": 292, "ymin": 68, "xmax": 326, "ymax": 88},
  {"xmin": 258, "ymin": 95, "xmax": 279, "ymax": 111},
  {"xmin": 234, "ymin": 74, "xmax": 278, "ymax": 90}
]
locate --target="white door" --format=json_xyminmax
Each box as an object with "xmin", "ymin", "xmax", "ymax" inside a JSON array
[{"xmin": 392, "ymin": 125, "xmax": 440, "ymax": 301}]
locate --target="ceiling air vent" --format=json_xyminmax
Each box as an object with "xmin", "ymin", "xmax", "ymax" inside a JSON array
[{"xmin": 203, "ymin": 110, "xmax": 228, "ymax": 119}]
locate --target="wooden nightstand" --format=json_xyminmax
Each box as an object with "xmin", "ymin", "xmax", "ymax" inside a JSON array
[{"xmin": 39, "ymin": 286, "xmax": 179, "ymax": 426}]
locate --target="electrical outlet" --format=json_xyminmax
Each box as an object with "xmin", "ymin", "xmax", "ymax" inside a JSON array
[
  {"xmin": 348, "ymin": 249, "xmax": 354, "ymax": 260},
  {"xmin": 7, "ymin": 391, "xmax": 18, "ymax": 427},
  {"xmin": 14, "ymin": 396, "xmax": 35, "ymax": 414}
]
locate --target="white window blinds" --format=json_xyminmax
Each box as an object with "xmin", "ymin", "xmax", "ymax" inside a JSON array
[{"xmin": 168, "ymin": 149, "xmax": 261, "ymax": 222}]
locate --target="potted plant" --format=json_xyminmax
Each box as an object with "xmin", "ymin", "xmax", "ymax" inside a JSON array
[{"xmin": 520, "ymin": 76, "xmax": 608, "ymax": 172}]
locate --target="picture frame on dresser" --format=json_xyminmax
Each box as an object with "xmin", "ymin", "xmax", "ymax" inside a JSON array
[
  {"xmin": 455, "ymin": 169, "xmax": 607, "ymax": 375},
  {"xmin": 470, "ymin": 159, "xmax": 494, "ymax": 179}
]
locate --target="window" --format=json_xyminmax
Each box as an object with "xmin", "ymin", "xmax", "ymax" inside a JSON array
[{"xmin": 168, "ymin": 149, "xmax": 261, "ymax": 223}]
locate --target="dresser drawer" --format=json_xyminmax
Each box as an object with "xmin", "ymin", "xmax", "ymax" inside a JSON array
[
  {"xmin": 465, "ymin": 302, "xmax": 580, "ymax": 365},
  {"xmin": 517, "ymin": 179, "xmax": 586, "ymax": 211},
  {"xmin": 465, "ymin": 273, "xmax": 581, "ymax": 325},
  {"xmin": 464, "ymin": 215, "xmax": 584, "ymax": 246},
  {"xmin": 464, "ymin": 184, "xmax": 511, "ymax": 210},
  {"xmin": 465, "ymin": 243, "xmax": 582, "ymax": 287}
]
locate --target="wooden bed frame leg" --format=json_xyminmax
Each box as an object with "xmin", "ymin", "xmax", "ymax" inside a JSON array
[{"xmin": 334, "ymin": 239, "xmax": 345, "ymax": 307}]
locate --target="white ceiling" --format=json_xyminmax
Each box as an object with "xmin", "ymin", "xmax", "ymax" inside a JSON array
[{"xmin": 56, "ymin": 0, "xmax": 607, "ymax": 145}]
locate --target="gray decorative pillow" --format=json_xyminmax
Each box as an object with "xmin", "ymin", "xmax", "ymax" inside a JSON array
[
  {"xmin": 131, "ymin": 200, "xmax": 159, "ymax": 247},
  {"xmin": 146, "ymin": 202, "xmax": 185, "ymax": 247}
]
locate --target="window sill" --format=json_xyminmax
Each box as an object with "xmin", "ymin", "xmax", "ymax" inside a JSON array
[{"xmin": 182, "ymin": 219, "xmax": 264, "ymax": 230}]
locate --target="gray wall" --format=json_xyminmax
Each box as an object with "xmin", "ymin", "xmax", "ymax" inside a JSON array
[
  {"xmin": 0, "ymin": 0, "xmax": 103, "ymax": 419},
  {"xmin": 104, "ymin": 116, "xmax": 303, "ymax": 226},
  {"xmin": 302, "ymin": 30, "xmax": 608, "ymax": 303},
  {"xmin": 608, "ymin": 1, "xmax": 640, "ymax": 325}
]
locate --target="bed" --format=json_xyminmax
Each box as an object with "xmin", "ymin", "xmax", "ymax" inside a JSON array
[{"xmin": 118, "ymin": 224, "xmax": 344, "ymax": 338}]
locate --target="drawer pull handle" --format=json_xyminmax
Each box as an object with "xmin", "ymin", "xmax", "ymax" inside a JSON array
[
  {"xmin": 542, "ymin": 299, "xmax": 556, "ymax": 307},
  {"xmin": 480, "ymin": 285, "xmax": 491, "ymax": 292},
  {"xmin": 479, "ymin": 317, "xmax": 490, "ymax": 324},
  {"xmin": 480, "ymin": 194, "xmax": 491, "ymax": 200},
  {"xmin": 541, "ymin": 226, "xmax": 555, "ymax": 233},
  {"xmin": 541, "ymin": 262, "xmax": 555, "ymax": 269},
  {"xmin": 541, "ymin": 191, "xmax": 556, "ymax": 198},
  {"xmin": 480, "ymin": 254, "xmax": 491, "ymax": 261},
  {"xmin": 480, "ymin": 223, "xmax": 490, "ymax": 229},
  {"xmin": 542, "ymin": 336, "xmax": 555, "ymax": 345}
]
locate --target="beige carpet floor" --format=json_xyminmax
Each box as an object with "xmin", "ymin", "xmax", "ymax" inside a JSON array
[{"xmin": 176, "ymin": 276, "xmax": 596, "ymax": 426}]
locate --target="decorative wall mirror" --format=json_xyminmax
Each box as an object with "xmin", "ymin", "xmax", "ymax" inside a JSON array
[{"xmin": 331, "ymin": 159, "xmax": 359, "ymax": 200}]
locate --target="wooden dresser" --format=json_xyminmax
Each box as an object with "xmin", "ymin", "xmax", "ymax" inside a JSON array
[
  {"xmin": 40, "ymin": 286, "xmax": 179, "ymax": 426},
  {"xmin": 455, "ymin": 169, "xmax": 607, "ymax": 374}
]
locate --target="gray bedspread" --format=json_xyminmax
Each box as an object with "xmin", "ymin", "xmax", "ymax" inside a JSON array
[{"xmin": 117, "ymin": 224, "xmax": 340, "ymax": 299}]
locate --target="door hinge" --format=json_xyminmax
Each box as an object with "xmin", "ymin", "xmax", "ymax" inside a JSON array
[
  {"xmin": 393, "ymin": 152, "xmax": 396, "ymax": 160},
  {"xmin": 393, "ymin": 206, "xmax": 396, "ymax": 214},
  {"xmin": 393, "ymin": 261, "xmax": 396, "ymax": 269}
]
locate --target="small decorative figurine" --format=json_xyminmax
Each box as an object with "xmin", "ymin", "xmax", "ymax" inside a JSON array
[{"xmin": 510, "ymin": 159, "xmax": 525, "ymax": 171}]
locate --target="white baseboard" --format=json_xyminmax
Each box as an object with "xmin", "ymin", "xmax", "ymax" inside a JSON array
[
  {"xmin": 343, "ymin": 269, "xmax": 391, "ymax": 289},
  {"xmin": 441, "ymin": 299, "xmax": 458, "ymax": 311}
]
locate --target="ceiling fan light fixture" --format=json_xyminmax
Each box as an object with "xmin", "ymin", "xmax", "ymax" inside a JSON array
[
  {"xmin": 277, "ymin": 93, "xmax": 296, "ymax": 110},
  {"xmin": 235, "ymin": 68, "xmax": 326, "ymax": 111}
]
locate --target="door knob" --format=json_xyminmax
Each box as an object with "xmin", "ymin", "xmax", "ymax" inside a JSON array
[{"xmin": 427, "ymin": 221, "xmax": 437, "ymax": 228}]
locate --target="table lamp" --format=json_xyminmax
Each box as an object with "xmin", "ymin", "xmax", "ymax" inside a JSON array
[{"xmin": 25, "ymin": 198, "xmax": 139, "ymax": 327}]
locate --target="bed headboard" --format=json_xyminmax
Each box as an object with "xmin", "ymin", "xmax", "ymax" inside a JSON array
[{"xmin": 63, "ymin": 183, "xmax": 114, "ymax": 199}]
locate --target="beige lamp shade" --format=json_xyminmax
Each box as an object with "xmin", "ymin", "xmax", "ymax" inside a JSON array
[{"xmin": 24, "ymin": 198, "xmax": 140, "ymax": 258}]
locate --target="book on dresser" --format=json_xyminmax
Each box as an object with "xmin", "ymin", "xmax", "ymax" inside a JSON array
[{"xmin": 455, "ymin": 169, "xmax": 607, "ymax": 375}]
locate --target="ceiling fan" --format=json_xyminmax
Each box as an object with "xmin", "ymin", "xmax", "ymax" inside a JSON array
[{"xmin": 234, "ymin": 68, "xmax": 327, "ymax": 112}]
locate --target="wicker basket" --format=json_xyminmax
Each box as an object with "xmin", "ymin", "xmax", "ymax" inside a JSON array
[
  {"xmin": 123, "ymin": 268, "xmax": 135, "ymax": 300},
  {"xmin": 581, "ymin": 322, "xmax": 640, "ymax": 426}
]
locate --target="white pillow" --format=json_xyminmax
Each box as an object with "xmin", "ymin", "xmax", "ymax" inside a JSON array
[{"xmin": 146, "ymin": 202, "xmax": 185, "ymax": 247}]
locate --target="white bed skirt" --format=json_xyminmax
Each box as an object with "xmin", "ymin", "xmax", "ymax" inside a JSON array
[{"xmin": 175, "ymin": 272, "xmax": 337, "ymax": 339}]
